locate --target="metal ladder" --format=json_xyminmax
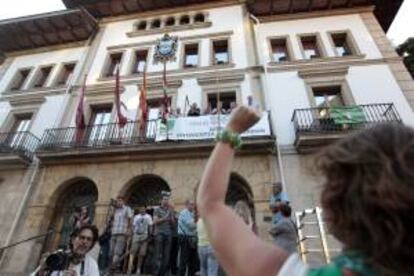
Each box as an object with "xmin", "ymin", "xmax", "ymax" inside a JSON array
[{"xmin": 295, "ymin": 207, "xmax": 341, "ymax": 265}]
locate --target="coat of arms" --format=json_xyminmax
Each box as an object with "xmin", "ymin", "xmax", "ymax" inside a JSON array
[{"xmin": 154, "ymin": 33, "xmax": 178, "ymax": 63}]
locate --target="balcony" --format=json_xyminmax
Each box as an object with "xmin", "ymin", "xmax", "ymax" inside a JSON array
[
  {"xmin": 37, "ymin": 113, "xmax": 274, "ymax": 163},
  {"xmin": 291, "ymin": 103, "xmax": 401, "ymax": 152},
  {"xmin": 0, "ymin": 131, "xmax": 40, "ymax": 167}
]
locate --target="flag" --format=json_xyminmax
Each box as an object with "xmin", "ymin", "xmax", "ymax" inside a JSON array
[
  {"xmin": 75, "ymin": 74, "xmax": 87, "ymax": 129},
  {"xmin": 330, "ymin": 106, "xmax": 366, "ymax": 124},
  {"xmin": 138, "ymin": 67, "xmax": 148, "ymax": 133},
  {"xmin": 114, "ymin": 64, "xmax": 128, "ymax": 128}
]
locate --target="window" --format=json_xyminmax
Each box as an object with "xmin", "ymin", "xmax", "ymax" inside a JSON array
[
  {"xmin": 87, "ymin": 105, "xmax": 113, "ymax": 142},
  {"xmin": 331, "ymin": 33, "xmax": 353, "ymax": 57},
  {"xmin": 183, "ymin": 43, "xmax": 199, "ymax": 68},
  {"xmin": 57, "ymin": 63, "xmax": 76, "ymax": 86},
  {"xmin": 106, "ymin": 53, "xmax": 123, "ymax": 77},
  {"xmin": 212, "ymin": 39, "xmax": 229, "ymax": 65},
  {"xmin": 146, "ymin": 98, "xmax": 172, "ymax": 119},
  {"xmin": 207, "ymin": 92, "xmax": 236, "ymax": 113},
  {"xmin": 137, "ymin": 21, "xmax": 147, "ymax": 30},
  {"xmin": 300, "ymin": 35, "xmax": 322, "ymax": 59},
  {"xmin": 180, "ymin": 15, "xmax": 190, "ymax": 25},
  {"xmin": 132, "ymin": 50, "xmax": 148, "ymax": 74},
  {"xmin": 165, "ymin": 17, "xmax": 175, "ymax": 26},
  {"xmin": 194, "ymin": 13, "xmax": 205, "ymax": 23},
  {"xmin": 7, "ymin": 114, "xmax": 32, "ymax": 147},
  {"xmin": 89, "ymin": 106, "xmax": 112, "ymax": 126},
  {"xmin": 33, "ymin": 66, "xmax": 53, "ymax": 88},
  {"xmin": 10, "ymin": 114, "xmax": 32, "ymax": 133},
  {"xmin": 270, "ymin": 38, "xmax": 291, "ymax": 62},
  {"xmin": 10, "ymin": 69, "xmax": 31, "ymax": 90},
  {"xmin": 151, "ymin": 19, "xmax": 161, "ymax": 29},
  {"xmin": 312, "ymin": 86, "xmax": 344, "ymax": 108}
]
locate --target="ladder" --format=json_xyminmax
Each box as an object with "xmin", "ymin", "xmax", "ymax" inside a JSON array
[{"xmin": 295, "ymin": 207, "xmax": 341, "ymax": 266}]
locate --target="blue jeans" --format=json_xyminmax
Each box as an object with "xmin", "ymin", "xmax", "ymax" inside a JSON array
[
  {"xmin": 154, "ymin": 233, "xmax": 172, "ymax": 276},
  {"xmin": 198, "ymin": 245, "xmax": 219, "ymax": 276}
]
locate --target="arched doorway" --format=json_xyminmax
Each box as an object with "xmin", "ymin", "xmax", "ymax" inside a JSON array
[
  {"xmin": 226, "ymin": 173, "xmax": 255, "ymax": 221},
  {"xmin": 122, "ymin": 175, "xmax": 171, "ymax": 274},
  {"xmin": 46, "ymin": 178, "xmax": 98, "ymax": 251},
  {"xmin": 124, "ymin": 174, "xmax": 171, "ymax": 208}
]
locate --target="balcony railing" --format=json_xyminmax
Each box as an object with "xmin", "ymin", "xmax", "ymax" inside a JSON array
[
  {"xmin": 0, "ymin": 131, "xmax": 40, "ymax": 160},
  {"xmin": 292, "ymin": 103, "xmax": 401, "ymax": 135},
  {"xmin": 38, "ymin": 112, "xmax": 273, "ymax": 153},
  {"xmin": 39, "ymin": 120, "xmax": 159, "ymax": 151}
]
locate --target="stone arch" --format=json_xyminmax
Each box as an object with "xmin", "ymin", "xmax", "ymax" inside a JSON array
[
  {"xmin": 122, "ymin": 174, "xmax": 171, "ymax": 208},
  {"xmin": 45, "ymin": 177, "xmax": 98, "ymax": 251}
]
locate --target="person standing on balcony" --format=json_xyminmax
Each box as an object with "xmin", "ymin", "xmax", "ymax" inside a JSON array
[
  {"xmin": 177, "ymin": 199, "xmax": 198, "ymax": 276},
  {"xmin": 153, "ymin": 193, "xmax": 176, "ymax": 276},
  {"xmin": 110, "ymin": 195, "xmax": 133, "ymax": 272},
  {"xmin": 188, "ymin": 103, "xmax": 201, "ymax": 117}
]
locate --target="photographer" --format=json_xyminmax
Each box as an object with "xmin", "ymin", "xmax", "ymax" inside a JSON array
[{"xmin": 31, "ymin": 225, "xmax": 99, "ymax": 276}]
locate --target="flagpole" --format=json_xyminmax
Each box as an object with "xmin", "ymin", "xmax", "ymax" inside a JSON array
[{"xmin": 163, "ymin": 60, "xmax": 169, "ymax": 141}]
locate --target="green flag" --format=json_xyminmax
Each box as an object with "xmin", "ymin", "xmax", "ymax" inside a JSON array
[{"xmin": 330, "ymin": 106, "xmax": 365, "ymax": 124}]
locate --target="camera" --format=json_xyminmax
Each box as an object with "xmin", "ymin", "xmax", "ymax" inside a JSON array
[{"xmin": 45, "ymin": 249, "xmax": 71, "ymax": 271}]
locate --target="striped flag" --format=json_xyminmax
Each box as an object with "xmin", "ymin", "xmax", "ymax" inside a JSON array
[
  {"xmin": 138, "ymin": 67, "xmax": 148, "ymax": 133},
  {"xmin": 114, "ymin": 64, "xmax": 127, "ymax": 128},
  {"xmin": 75, "ymin": 74, "xmax": 87, "ymax": 129}
]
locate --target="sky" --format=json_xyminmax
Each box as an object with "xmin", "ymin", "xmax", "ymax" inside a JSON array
[{"xmin": 0, "ymin": 0, "xmax": 413, "ymax": 46}]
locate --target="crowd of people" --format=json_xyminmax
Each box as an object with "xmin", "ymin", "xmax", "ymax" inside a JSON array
[
  {"xmin": 31, "ymin": 105, "xmax": 414, "ymax": 275},
  {"xmin": 168, "ymin": 101, "xmax": 238, "ymax": 118}
]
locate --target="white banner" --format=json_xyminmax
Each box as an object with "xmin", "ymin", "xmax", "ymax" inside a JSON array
[{"xmin": 156, "ymin": 111, "xmax": 271, "ymax": 141}]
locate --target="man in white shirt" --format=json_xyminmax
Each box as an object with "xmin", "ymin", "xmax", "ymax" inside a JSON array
[
  {"xmin": 127, "ymin": 207, "xmax": 153, "ymax": 276},
  {"xmin": 31, "ymin": 225, "xmax": 100, "ymax": 276}
]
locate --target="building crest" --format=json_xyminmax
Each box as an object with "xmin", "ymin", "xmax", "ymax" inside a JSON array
[{"xmin": 154, "ymin": 33, "xmax": 178, "ymax": 63}]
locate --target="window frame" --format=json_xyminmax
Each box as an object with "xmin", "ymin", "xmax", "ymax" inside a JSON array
[
  {"xmin": 210, "ymin": 37, "xmax": 232, "ymax": 66},
  {"xmin": 181, "ymin": 41, "xmax": 201, "ymax": 69},
  {"xmin": 327, "ymin": 30, "xmax": 361, "ymax": 57},
  {"xmin": 130, "ymin": 48, "xmax": 150, "ymax": 75},
  {"xmin": 55, "ymin": 62, "xmax": 77, "ymax": 86},
  {"xmin": 297, "ymin": 33, "xmax": 327, "ymax": 60},
  {"xmin": 101, "ymin": 51, "xmax": 125, "ymax": 78},
  {"xmin": 267, "ymin": 35, "xmax": 294, "ymax": 63},
  {"xmin": 7, "ymin": 67, "xmax": 33, "ymax": 91},
  {"xmin": 31, "ymin": 65, "xmax": 54, "ymax": 89}
]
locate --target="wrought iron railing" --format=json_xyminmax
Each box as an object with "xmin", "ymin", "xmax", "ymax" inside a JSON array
[
  {"xmin": 291, "ymin": 103, "xmax": 401, "ymax": 134},
  {"xmin": 0, "ymin": 131, "xmax": 40, "ymax": 160},
  {"xmin": 39, "ymin": 120, "xmax": 158, "ymax": 151}
]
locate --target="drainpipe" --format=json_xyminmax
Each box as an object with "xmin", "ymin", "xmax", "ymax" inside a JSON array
[
  {"xmin": 249, "ymin": 13, "xmax": 287, "ymax": 192},
  {"xmin": 0, "ymin": 158, "xmax": 40, "ymax": 270}
]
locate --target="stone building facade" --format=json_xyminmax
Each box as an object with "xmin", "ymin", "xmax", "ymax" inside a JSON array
[{"xmin": 0, "ymin": 0, "xmax": 412, "ymax": 274}]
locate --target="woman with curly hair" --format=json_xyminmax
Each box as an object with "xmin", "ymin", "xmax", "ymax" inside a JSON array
[{"xmin": 197, "ymin": 106, "xmax": 414, "ymax": 276}]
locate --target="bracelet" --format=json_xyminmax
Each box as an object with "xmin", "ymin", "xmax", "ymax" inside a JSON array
[{"xmin": 215, "ymin": 129, "xmax": 242, "ymax": 149}]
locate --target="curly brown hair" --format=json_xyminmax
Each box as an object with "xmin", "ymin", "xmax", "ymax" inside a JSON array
[{"xmin": 317, "ymin": 123, "xmax": 414, "ymax": 275}]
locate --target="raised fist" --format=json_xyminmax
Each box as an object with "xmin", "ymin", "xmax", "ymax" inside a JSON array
[{"xmin": 226, "ymin": 106, "xmax": 261, "ymax": 134}]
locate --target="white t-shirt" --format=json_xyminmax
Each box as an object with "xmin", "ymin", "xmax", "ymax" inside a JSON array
[
  {"xmin": 31, "ymin": 254, "xmax": 99, "ymax": 276},
  {"xmin": 133, "ymin": 213, "xmax": 153, "ymax": 239},
  {"xmin": 277, "ymin": 254, "xmax": 308, "ymax": 276}
]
